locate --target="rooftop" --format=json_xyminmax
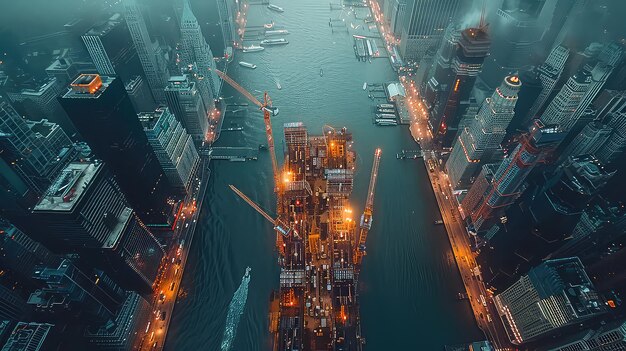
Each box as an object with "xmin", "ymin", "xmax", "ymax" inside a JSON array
[
  {"xmin": 63, "ymin": 74, "xmax": 112, "ymax": 99},
  {"xmin": 34, "ymin": 162, "xmax": 102, "ymax": 212},
  {"xmin": 84, "ymin": 14, "xmax": 122, "ymax": 37},
  {"xmin": 138, "ymin": 107, "xmax": 169, "ymax": 131}
]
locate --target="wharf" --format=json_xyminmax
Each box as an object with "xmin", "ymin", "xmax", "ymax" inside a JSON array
[{"xmin": 203, "ymin": 147, "xmax": 259, "ymax": 161}]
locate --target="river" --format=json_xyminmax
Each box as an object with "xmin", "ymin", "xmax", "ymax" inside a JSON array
[{"xmin": 166, "ymin": 0, "xmax": 482, "ymax": 349}]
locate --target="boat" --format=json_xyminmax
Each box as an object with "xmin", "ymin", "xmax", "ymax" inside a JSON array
[
  {"xmin": 261, "ymin": 38, "xmax": 289, "ymax": 46},
  {"xmin": 375, "ymin": 119, "xmax": 397, "ymax": 126},
  {"xmin": 320, "ymin": 68, "xmax": 323, "ymax": 77},
  {"xmin": 276, "ymin": 81, "xmax": 282, "ymax": 90},
  {"xmin": 434, "ymin": 220, "xmax": 444, "ymax": 225},
  {"xmin": 378, "ymin": 103, "xmax": 394, "ymax": 108},
  {"xmin": 362, "ymin": 82, "xmax": 367, "ymax": 90},
  {"xmin": 267, "ymin": 4, "xmax": 284, "ymax": 12},
  {"xmin": 239, "ymin": 61, "xmax": 257, "ymax": 69},
  {"xmin": 376, "ymin": 113, "xmax": 396, "ymax": 119},
  {"xmin": 242, "ymin": 45, "xmax": 264, "ymax": 53},
  {"xmin": 264, "ymin": 22, "xmax": 275, "ymax": 29},
  {"xmin": 377, "ymin": 108, "xmax": 395, "ymax": 113},
  {"xmin": 265, "ymin": 29, "xmax": 289, "ymax": 36}
]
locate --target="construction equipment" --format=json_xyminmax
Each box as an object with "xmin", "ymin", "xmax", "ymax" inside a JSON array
[
  {"xmin": 229, "ymin": 185, "xmax": 291, "ymax": 236},
  {"xmin": 214, "ymin": 69, "xmax": 281, "ymax": 192},
  {"xmin": 354, "ymin": 148, "xmax": 382, "ymax": 265}
]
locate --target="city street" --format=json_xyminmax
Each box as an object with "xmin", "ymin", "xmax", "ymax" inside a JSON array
[{"xmin": 135, "ymin": 158, "xmax": 211, "ymax": 351}]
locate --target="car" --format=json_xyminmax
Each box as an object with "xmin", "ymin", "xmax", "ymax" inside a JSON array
[
  {"xmin": 160, "ymin": 311, "xmax": 167, "ymax": 321},
  {"xmin": 170, "ymin": 282, "xmax": 175, "ymax": 291},
  {"xmin": 159, "ymin": 292, "xmax": 166, "ymax": 303},
  {"xmin": 152, "ymin": 342, "xmax": 158, "ymax": 349}
]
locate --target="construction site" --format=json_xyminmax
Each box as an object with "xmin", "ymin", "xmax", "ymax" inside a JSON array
[{"xmin": 215, "ymin": 69, "xmax": 382, "ymax": 350}]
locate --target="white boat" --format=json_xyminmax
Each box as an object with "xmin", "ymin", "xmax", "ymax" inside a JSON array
[
  {"xmin": 375, "ymin": 119, "xmax": 398, "ymax": 126},
  {"xmin": 242, "ymin": 45, "xmax": 264, "ymax": 53},
  {"xmin": 376, "ymin": 113, "xmax": 396, "ymax": 119},
  {"xmin": 265, "ymin": 29, "xmax": 289, "ymax": 36},
  {"xmin": 268, "ymin": 4, "xmax": 284, "ymax": 12},
  {"xmin": 239, "ymin": 61, "xmax": 257, "ymax": 69},
  {"xmin": 261, "ymin": 38, "xmax": 289, "ymax": 46},
  {"xmin": 378, "ymin": 103, "xmax": 394, "ymax": 109},
  {"xmin": 264, "ymin": 22, "xmax": 274, "ymax": 29},
  {"xmin": 276, "ymin": 82, "xmax": 282, "ymax": 90},
  {"xmin": 363, "ymin": 82, "xmax": 367, "ymax": 90}
]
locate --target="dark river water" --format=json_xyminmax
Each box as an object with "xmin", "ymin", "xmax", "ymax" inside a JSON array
[{"xmin": 166, "ymin": 1, "xmax": 482, "ymax": 350}]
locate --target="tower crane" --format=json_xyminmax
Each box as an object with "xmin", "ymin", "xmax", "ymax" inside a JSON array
[
  {"xmin": 354, "ymin": 148, "xmax": 382, "ymax": 266},
  {"xmin": 213, "ymin": 69, "xmax": 281, "ymax": 193},
  {"xmin": 229, "ymin": 185, "xmax": 292, "ymax": 236}
]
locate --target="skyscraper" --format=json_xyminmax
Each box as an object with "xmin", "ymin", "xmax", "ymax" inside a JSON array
[
  {"xmin": 478, "ymin": 0, "xmax": 558, "ymax": 90},
  {"xmin": 82, "ymin": 13, "xmax": 142, "ymax": 83},
  {"xmin": 1, "ymin": 322, "xmax": 55, "ymax": 351},
  {"xmin": 124, "ymin": 75, "xmax": 156, "ymax": 112},
  {"xmin": 430, "ymin": 27, "xmax": 491, "ymax": 146},
  {"xmin": 59, "ymin": 74, "xmax": 174, "ymax": 224},
  {"xmin": 31, "ymin": 161, "xmax": 165, "ymax": 292},
  {"xmin": 540, "ymin": 69, "xmax": 592, "ymax": 132},
  {"xmin": 180, "ymin": 0, "xmax": 221, "ymax": 107},
  {"xmin": 596, "ymin": 112, "xmax": 626, "ymax": 164},
  {"xmin": 446, "ymin": 75, "xmax": 521, "ymax": 189},
  {"xmin": 544, "ymin": 319, "xmax": 626, "ymax": 351},
  {"xmin": 399, "ymin": 0, "xmax": 460, "ymax": 60},
  {"xmin": 559, "ymin": 120, "xmax": 613, "ymax": 160},
  {"xmin": 123, "ymin": 0, "xmax": 169, "ymax": 103},
  {"xmin": 0, "ymin": 285, "xmax": 31, "ymax": 323},
  {"xmin": 461, "ymin": 121, "xmax": 564, "ymax": 238},
  {"xmin": 138, "ymin": 107, "xmax": 200, "ymax": 194},
  {"xmin": 216, "ymin": 0, "xmax": 238, "ymax": 50},
  {"xmin": 422, "ymin": 24, "xmax": 461, "ymax": 114},
  {"xmin": 0, "ymin": 99, "xmax": 75, "ymax": 195},
  {"xmin": 165, "ymin": 75, "xmax": 209, "ymax": 145},
  {"xmin": 28, "ymin": 259, "xmax": 127, "ymax": 323},
  {"xmin": 494, "ymin": 257, "xmax": 605, "ymax": 345},
  {"xmin": 526, "ymin": 45, "xmax": 570, "ymax": 121}
]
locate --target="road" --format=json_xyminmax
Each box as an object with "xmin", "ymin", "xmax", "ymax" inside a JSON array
[
  {"xmin": 135, "ymin": 157, "xmax": 211, "ymax": 351},
  {"xmin": 402, "ymin": 79, "xmax": 515, "ymax": 350}
]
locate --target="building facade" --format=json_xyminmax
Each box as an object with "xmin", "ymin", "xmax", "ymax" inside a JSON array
[{"xmin": 164, "ymin": 75, "xmax": 209, "ymax": 145}]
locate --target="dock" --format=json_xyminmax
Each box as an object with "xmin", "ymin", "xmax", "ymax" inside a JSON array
[{"xmin": 202, "ymin": 147, "xmax": 258, "ymax": 161}]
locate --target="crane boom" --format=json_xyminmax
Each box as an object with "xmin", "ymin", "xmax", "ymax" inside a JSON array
[
  {"xmin": 229, "ymin": 185, "xmax": 291, "ymax": 236},
  {"xmin": 214, "ymin": 69, "xmax": 281, "ymax": 193},
  {"xmin": 354, "ymin": 148, "xmax": 382, "ymax": 265}
]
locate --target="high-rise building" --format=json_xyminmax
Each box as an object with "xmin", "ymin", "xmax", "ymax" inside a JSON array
[
  {"xmin": 422, "ymin": 24, "xmax": 461, "ymax": 116},
  {"xmin": 390, "ymin": 0, "xmax": 407, "ymax": 37},
  {"xmin": 31, "ymin": 161, "xmax": 165, "ymax": 292},
  {"xmin": 1, "ymin": 322, "xmax": 55, "ymax": 351},
  {"xmin": 84, "ymin": 292, "xmax": 151, "ymax": 350},
  {"xmin": 560, "ymin": 121, "xmax": 613, "ymax": 161},
  {"xmin": 543, "ymin": 319, "xmax": 626, "ymax": 351},
  {"xmin": 398, "ymin": 0, "xmax": 460, "ymax": 60},
  {"xmin": 526, "ymin": 45, "xmax": 570, "ymax": 121},
  {"xmin": 28, "ymin": 259, "xmax": 127, "ymax": 323},
  {"xmin": 180, "ymin": 0, "xmax": 221, "ymax": 107},
  {"xmin": 446, "ymin": 75, "xmax": 521, "ymax": 189},
  {"xmin": 82, "ymin": 13, "xmax": 141, "ymax": 83},
  {"xmin": 45, "ymin": 57, "xmax": 79, "ymax": 87},
  {"xmin": 164, "ymin": 75, "xmax": 209, "ymax": 145},
  {"xmin": 125, "ymin": 75, "xmax": 156, "ymax": 113},
  {"xmin": 0, "ymin": 222, "xmax": 58, "ymax": 289},
  {"xmin": 216, "ymin": 0, "xmax": 238, "ymax": 50},
  {"xmin": 123, "ymin": 0, "xmax": 169, "ymax": 103},
  {"xmin": 594, "ymin": 89, "xmax": 626, "ymax": 121},
  {"xmin": 461, "ymin": 121, "xmax": 564, "ymax": 238},
  {"xmin": 478, "ymin": 0, "xmax": 558, "ymax": 90},
  {"xmin": 0, "ymin": 285, "xmax": 30, "ymax": 323},
  {"xmin": 494, "ymin": 257, "xmax": 606, "ymax": 345},
  {"xmin": 540, "ymin": 69, "xmax": 592, "ymax": 132},
  {"xmin": 529, "ymin": 155, "xmax": 614, "ymax": 242},
  {"xmin": 4, "ymin": 77, "xmax": 76, "ymax": 135},
  {"xmin": 596, "ymin": 112, "xmax": 626, "ymax": 164},
  {"xmin": 138, "ymin": 107, "xmax": 200, "ymax": 194},
  {"xmin": 430, "ymin": 27, "xmax": 491, "ymax": 146},
  {"xmin": 0, "ymin": 99, "xmax": 75, "ymax": 195},
  {"xmin": 59, "ymin": 74, "xmax": 174, "ymax": 224}
]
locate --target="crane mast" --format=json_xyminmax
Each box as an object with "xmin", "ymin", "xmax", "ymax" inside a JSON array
[
  {"xmin": 354, "ymin": 148, "xmax": 382, "ymax": 265},
  {"xmin": 213, "ymin": 69, "xmax": 281, "ymax": 193}
]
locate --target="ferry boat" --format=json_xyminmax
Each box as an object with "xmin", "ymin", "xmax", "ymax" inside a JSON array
[
  {"xmin": 265, "ymin": 29, "xmax": 289, "ymax": 36},
  {"xmin": 239, "ymin": 61, "xmax": 257, "ymax": 69},
  {"xmin": 261, "ymin": 38, "xmax": 289, "ymax": 46},
  {"xmin": 242, "ymin": 45, "xmax": 264, "ymax": 53},
  {"xmin": 375, "ymin": 119, "xmax": 397, "ymax": 126},
  {"xmin": 362, "ymin": 82, "xmax": 367, "ymax": 90},
  {"xmin": 267, "ymin": 4, "xmax": 284, "ymax": 12}
]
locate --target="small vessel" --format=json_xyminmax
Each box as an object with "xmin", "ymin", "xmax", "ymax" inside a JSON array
[
  {"xmin": 376, "ymin": 113, "xmax": 396, "ymax": 119},
  {"xmin": 375, "ymin": 119, "xmax": 397, "ymax": 126},
  {"xmin": 434, "ymin": 219, "xmax": 444, "ymax": 225},
  {"xmin": 276, "ymin": 82, "xmax": 282, "ymax": 90},
  {"xmin": 242, "ymin": 45, "xmax": 264, "ymax": 53},
  {"xmin": 377, "ymin": 108, "xmax": 395, "ymax": 113},
  {"xmin": 268, "ymin": 4, "xmax": 284, "ymax": 12},
  {"xmin": 320, "ymin": 68, "xmax": 323, "ymax": 77},
  {"xmin": 264, "ymin": 22, "xmax": 274, "ymax": 29},
  {"xmin": 261, "ymin": 38, "xmax": 289, "ymax": 46},
  {"xmin": 378, "ymin": 103, "xmax": 394, "ymax": 109},
  {"xmin": 265, "ymin": 29, "xmax": 289, "ymax": 36},
  {"xmin": 362, "ymin": 82, "xmax": 367, "ymax": 90},
  {"xmin": 239, "ymin": 61, "xmax": 257, "ymax": 69}
]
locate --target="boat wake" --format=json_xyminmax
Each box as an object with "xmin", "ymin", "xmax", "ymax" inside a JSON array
[{"xmin": 220, "ymin": 267, "xmax": 251, "ymax": 351}]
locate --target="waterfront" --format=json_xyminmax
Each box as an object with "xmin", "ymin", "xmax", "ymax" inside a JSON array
[{"xmin": 166, "ymin": 0, "xmax": 482, "ymax": 349}]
